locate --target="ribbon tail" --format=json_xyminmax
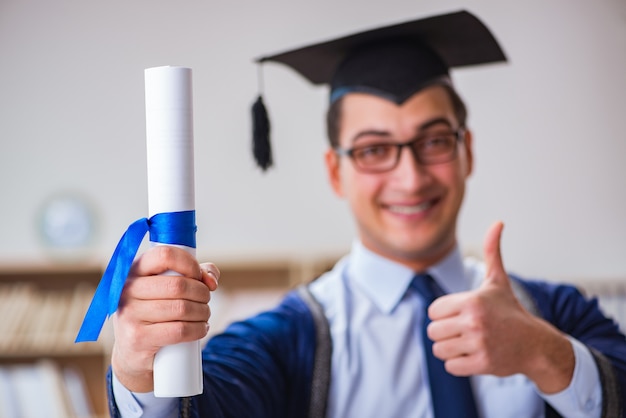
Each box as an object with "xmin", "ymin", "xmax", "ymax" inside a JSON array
[
  {"xmin": 74, "ymin": 273, "xmax": 110, "ymax": 343},
  {"xmin": 75, "ymin": 218, "xmax": 149, "ymax": 343}
]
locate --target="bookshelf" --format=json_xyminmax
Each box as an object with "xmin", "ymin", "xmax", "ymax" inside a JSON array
[
  {"xmin": 0, "ymin": 257, "xmax": 337, "ymax": 418},
  {"xmin": 0, "ymin": 266, "xmax": 110, "ymax": 418}
]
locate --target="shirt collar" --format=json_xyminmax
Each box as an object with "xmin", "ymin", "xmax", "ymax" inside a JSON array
[{"xmin": 348, "ymin": 241, "xmax": 471, "ymax": 314}]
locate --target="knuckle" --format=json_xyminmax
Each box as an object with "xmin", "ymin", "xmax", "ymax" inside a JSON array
[
  {"xmin": 167, "ymin": 321, "xmax": 187, "ymax": 342},
  {"xmin": 152, "ymin": 245, "xmax": 186, "ymax": 271},
  {"xmin": 196, "ymin": 285, "xmax": 210, "ymax": 303},
  {"xmin": 464, "ymin": 300, "xmax": 488, "ymax": 332},
  {"xmin": 166, "ymin": 321, "xmax": 203, "ymax": 342},
  {"xmin": 165, "ymin": 276, "xmax": 188, "ymax": 297},
  {"xmin": 154, "ymin": 245, "xmax": 177, "ymax": 270},
  {"xmin": 201, "ymin": 303, "xmax": 210, "ymax": 321},
  {"xmin": 171, "ymin": 299, "xmax": 190, "ymax": 317},
  {"xmin": 465, "ymin": 313, "xmax": 483, "ymax": 332}
]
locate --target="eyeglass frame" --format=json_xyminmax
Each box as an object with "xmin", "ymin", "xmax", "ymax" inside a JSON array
[{"xmin": 334, "ymin": 127, "xmax": 466, "ymax": 173}]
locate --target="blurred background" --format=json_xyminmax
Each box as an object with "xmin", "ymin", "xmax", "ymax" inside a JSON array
[
  {"xmin": 0, "ymin": 0, "xmax": 625, "ymax": 279},
  {"xmin": 0, "ymin": 0, "xmax": 624, "ymax": 415}
]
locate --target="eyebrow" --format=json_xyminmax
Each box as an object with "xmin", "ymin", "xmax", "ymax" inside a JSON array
[
  {"xmin": 419, "ymin": 117, "xmax": 453, "ymax": 131},
  {"xmin": 350, "ymin": 117, "xmax": 454, "ymax": 145},
  {"xmin": 351, "ymin": 130, "xmax": 391, "ymax": 144}
]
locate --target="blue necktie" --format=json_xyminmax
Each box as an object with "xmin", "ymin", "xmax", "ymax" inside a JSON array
[{"xmin": 411, "ymin": 274, "xmax": 479, "ymax": 418}]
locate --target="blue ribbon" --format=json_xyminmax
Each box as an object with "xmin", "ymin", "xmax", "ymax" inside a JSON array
[{"xmin": 75, "ymin": 210, "xmax": 196, "ymax": 343}]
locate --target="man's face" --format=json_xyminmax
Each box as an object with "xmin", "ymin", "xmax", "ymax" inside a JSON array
[{"xmin": 325, "ymin": 85, "xmax": 473, "ymax": 270}]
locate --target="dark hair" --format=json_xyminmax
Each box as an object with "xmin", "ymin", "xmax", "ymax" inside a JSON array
[
  {"xmin": 326, "ymin": 96, "xmax": 345, "ymax": 148},
  {"xmin": 325, "ymin": 84, "xmax": 468, "ymax": 148}
]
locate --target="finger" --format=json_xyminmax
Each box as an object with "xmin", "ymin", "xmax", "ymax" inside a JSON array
[
  {"xmin": 428, "ymin": 292, "xmax": 470, "ymax": 321},
  {"xmin": 128, "ymin": 298, "xmax": 210, "ymax": 324},
  {"xmin": 131, "ymin": 320, "xmax": 210, "ymax": 349},
  {"xmin": 482, "ymin": 221, "xmax": 508, "ymax": 286},
  {"xmin": 443, "ymin": 352, "xmax": 484, "ymax": 377},
  {"xmin": 427, "ymin": 316, "xmax": 464, "ymax": 342},
  {"xmin": 123, "ymin": 275, "xmax": 210, "ymax": 304},
  {"xmin": 130, "ymin": 245, "xmax": 203, "ymax": 280},
  {"xmin": 431, "ymin": 337, "xmax": 473, "ymax": 362},
  {"xmin": 200, "ymin": 262, "xmax": 220, "ymax": 291}
]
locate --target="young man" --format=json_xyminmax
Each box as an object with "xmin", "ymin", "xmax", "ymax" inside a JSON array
[{"xmin": 109, "ymin": 10, "xmax": 626, "ymax": 418}]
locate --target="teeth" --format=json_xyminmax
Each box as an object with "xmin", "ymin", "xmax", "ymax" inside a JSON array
[{"xmin": 387, "ymin": 202, "xmax": 431, "ymax": 214}]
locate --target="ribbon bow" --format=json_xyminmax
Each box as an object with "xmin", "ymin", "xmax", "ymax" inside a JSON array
[{"xmin": 75, "ymin": 210, "xmax": 196, "ymax": 342}]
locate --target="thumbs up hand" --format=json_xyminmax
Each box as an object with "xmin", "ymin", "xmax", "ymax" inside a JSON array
[
  {"xmin": 482, "ymin": 221, "xmax": 510, "ymax": 289},
  {"xmin": 426, "ymin": 221, "xmax": 575, "ymax": 394}
]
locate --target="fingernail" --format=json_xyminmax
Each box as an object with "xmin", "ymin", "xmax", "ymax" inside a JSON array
[
  {"xmin": 201, "ymin": 263, "xmax": 219, "ymax": 282},
  {"xmin": 207, "ymin": 270, "xmax": 218, "ymax": 282},
  {"xmin": 200, "ymin": 263, "xmax": 216, "ymax": 277}
]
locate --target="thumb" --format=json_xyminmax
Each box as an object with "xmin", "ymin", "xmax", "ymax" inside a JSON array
[{"xmin": 482, "ymin": 221, "xmax": 508, "ymax": 287}]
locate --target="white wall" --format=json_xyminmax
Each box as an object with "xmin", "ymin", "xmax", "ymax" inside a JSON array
[{"xmin": 0, "ymin": 0, "xmax": 624, "ymax": 281}]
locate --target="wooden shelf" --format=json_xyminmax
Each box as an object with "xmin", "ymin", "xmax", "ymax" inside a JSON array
[
  {"xmin": 0, "ymin": 256, "xmax": 339, "ymax": 417},
  {"xmin": 0, "ymin": 267, "xmax": 108, "ymax": 417}
]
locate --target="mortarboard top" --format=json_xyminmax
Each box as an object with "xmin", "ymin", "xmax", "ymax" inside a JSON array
[{"xmin": 251, "ymin": 10, "xmax": 507, "ymax": 170}]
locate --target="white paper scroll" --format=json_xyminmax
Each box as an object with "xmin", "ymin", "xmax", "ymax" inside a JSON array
[{"xmin": 144, "ymin": 66, "xmax": 202, "ymax": 397}]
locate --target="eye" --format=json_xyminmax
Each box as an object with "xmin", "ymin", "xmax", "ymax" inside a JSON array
[
  {"xmin": 352, "ymin": 144, "xmax": 394, "ymax": 163},
  {"xmin": 419, "ymin": 133, "xmax": 455, "ymax": 154}
]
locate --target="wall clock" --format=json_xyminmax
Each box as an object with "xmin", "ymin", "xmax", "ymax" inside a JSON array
[{"xmin": 38, "ymin": 193, "xmax": 96, "ymax": 249}]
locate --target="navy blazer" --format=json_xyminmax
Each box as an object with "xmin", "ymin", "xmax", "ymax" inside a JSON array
[{"xmin": 108, "ymin": 277, "xmax": 626, "ymax": 417}]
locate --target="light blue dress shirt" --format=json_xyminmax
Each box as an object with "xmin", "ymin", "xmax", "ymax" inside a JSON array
[
  {"xmin": 308, "ymin": 241, "xmax": 602, "ymax": 418},
  {"xmin": 114, "ymin": 241, "xmax": 602, "ymax": 417}
]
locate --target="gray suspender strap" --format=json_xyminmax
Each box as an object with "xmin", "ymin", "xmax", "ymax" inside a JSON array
[
  {"xmin": 590, "ymin": 347, "xmax": 624, "ymax": 418},
  {"xmin": 510, "ymin": 278, "xmax": 623, "ymax": 418},
  {"xmin": 179, "ymin": 397, "xmax": 191, "ymax": 418},
  {"xmin": 510, "ymin": 278, "xmax": 541, "ymax": 317},
  {"xmin": 297, "ymin": 285, "xmax": 332, "ymax": 418}
]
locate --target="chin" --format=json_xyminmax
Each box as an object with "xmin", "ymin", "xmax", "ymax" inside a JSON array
[{"xmin": 388, "ymin": 231, "xmax": 454, "ymax": 263}]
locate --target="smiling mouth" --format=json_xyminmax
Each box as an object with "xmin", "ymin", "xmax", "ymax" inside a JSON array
[{"xmin": 386, "ymin": 200, "xmax": 435, "ymax": 215}]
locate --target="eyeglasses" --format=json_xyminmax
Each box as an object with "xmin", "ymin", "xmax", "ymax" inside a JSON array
[{"xmin": 335, "ymin": 128, "xmax": 465, "ymax": 173}]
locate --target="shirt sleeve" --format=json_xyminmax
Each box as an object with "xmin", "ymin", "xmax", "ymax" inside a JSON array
[
  {"xmin": 111, "ymin": 371, "xmax": 178, "ymax": 418},
  {"xmin": 538, "ymin": 336, "xmax": 602, "ymax": 418}
]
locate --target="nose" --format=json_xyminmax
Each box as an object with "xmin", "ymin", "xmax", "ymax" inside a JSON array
[{"xmin": 390, "ymin": 145, "xmax": 431, "ymax": 188}]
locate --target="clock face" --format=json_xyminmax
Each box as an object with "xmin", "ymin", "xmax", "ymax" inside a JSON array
[{"xmin": 39, "ymin": 194, "xmax": 95, "ymax": 249}]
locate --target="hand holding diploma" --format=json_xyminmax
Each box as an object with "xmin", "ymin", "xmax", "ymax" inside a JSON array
[
  {"xmin": 111, "ymin": 249, "xmax": 219, "ymax": 393},
  {"xmin": 426, "ymin": 222, "xmax": 576, "ymax": 394}
]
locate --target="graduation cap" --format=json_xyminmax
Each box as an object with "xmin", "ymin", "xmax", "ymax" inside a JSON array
[{"xmin": 251, "ymin": 10, "xmax": 507, "ymax": 171}]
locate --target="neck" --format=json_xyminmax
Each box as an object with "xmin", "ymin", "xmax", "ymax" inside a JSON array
[{"xmin": 363, "ymin": 239, "xmax": 457, "ymax": 273}]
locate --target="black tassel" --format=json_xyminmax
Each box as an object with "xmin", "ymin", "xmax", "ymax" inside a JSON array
[{"xmin": 251, "ymin": 95, "xmax": 273, "ymax": 171}]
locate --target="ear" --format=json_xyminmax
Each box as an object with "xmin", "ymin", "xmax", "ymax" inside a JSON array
[
  {"xmin": 324, "ymin": 148, "xmax": 344, "ymax": 197},
  {"xmin": 462, "ymin": 129, "xmax": 474, "ymax": 178}
]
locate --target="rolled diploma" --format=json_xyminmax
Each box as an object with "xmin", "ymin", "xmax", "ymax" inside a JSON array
[{"xmin": 145, "ymin": 66, "xmax": 202, "ymax": 397}]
